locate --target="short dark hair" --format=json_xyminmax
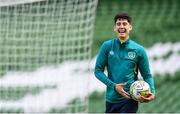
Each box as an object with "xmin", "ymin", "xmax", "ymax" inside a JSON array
[{"xmin": 114, "ymin": 13, "xmax": 132, "ymax": 24}]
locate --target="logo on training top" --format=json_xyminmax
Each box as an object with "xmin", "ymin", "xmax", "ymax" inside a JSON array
[
  {"xmin": 109, "ymin": 50, "xmax": 114, "ymax": 55},
  {"xmin": 128, "ymin": 51, "xmax": 136, "ymax": 59}
]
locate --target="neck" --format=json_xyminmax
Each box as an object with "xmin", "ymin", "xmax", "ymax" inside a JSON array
[
  {"xmin": 119, "ymin": 36, "xmax": 129, "ymax": 40},
  {"xmin": 118, "ymin": 36, "xmax": 129, "ymax": 44}
]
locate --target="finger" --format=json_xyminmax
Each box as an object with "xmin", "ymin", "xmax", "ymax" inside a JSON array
[
  {"xmin": 141, "ymin": 96, "xmax": 149, "ymax": 100},
  {"xmin": 122, "ymin": 92, "xmax": 131, "ymax": 99},
  {"xmin": 140, "ymin": 96, "xmax": 151, "ymax": 102},
  {"xmin": 146, "ymin": 93, "xmax": 153, "ymax": 97},
  {"xmin": 139, "ymin": 96, "xmax": 149, "ymax": 103},
  {"xmin": 121, "ymin": 90, "xmax": 131, "ymax": 99},
  {"xmin": 122, "ymin": 89, "xmax": 130, "ymax": 96}
]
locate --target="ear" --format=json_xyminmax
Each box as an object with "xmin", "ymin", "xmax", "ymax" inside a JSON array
[
  {"xmin": 129, "ymin": 24, "xmax": 132, "ymax": 31},
  {"xmin": 113, "ymin": 25, "xmax": 116, "ymax": 31}
]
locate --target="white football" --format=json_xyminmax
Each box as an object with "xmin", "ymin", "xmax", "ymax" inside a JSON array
[{"xmin": 130, "ymin": 80, "xmax": 150, "ymax": 101}]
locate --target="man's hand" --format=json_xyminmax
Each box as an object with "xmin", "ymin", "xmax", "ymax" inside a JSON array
[
  {"xmin": 139, "ymin": 93, "xmax": 155, "ymax": 103},
  {"xmin": 115, "ymin": 83, "xmax": 130, "ymax": 99}
]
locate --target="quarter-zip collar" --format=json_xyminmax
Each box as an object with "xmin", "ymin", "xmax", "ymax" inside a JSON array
[{"xmin": 116, "ymin": 37, "xmax": 130, "ymax": 47}]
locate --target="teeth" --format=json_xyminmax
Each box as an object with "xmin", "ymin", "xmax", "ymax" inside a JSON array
[{"xmin": 118, "ymin": 29, "xmax": 126, "ymax": 33}]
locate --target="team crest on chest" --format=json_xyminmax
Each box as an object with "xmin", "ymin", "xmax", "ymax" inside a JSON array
[{"xmin": 128, "ymin": 51, "xmax": 136, "ymax": 59}]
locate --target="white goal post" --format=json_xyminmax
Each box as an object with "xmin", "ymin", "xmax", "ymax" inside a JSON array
[{"xmin": 0, "ymin": 0, "xmax": 98, "ymax": 113}]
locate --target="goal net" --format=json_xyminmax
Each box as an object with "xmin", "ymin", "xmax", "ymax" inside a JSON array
[{"xmin": 0, "ymin": 0, "xmax": 98, "ymax": 113}]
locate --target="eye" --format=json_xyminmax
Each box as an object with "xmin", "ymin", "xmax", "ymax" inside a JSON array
[
  {"xmin": 122, "ymin": 22, "xmax": 127, "ymax": 26},
  {"xmin": 116, "ymin": 22, "xmax": 121, "ymax": 26}
]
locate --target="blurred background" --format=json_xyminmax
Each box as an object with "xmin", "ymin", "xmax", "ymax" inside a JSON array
[{"xmin": 0, "ymin": 0, "xmax": 180, "ymax": 113}]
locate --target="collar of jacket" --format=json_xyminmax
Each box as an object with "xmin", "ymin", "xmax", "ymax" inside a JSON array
[{"xmin": 116, "ymin": 37, "xmax": 130, "ymax": 46}]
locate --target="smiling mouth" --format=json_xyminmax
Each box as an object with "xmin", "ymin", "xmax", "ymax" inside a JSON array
[{"xmin": 118, "ymin": 29, "xmax": 126, "ymax": 34}]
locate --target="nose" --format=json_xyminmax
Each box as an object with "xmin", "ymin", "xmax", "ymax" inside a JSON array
[{"xmin": 119, "ymin": 23, "xmax": 124, "ymax": 28}]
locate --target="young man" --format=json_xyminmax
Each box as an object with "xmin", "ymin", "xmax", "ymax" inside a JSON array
[{"xmin": 94, "ymin": 13, "xmax": 155, "ymax": 113}]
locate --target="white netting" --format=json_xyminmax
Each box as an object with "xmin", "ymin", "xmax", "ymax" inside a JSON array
[{"xmin": 0, "ymin": 0, "xmax": 98, "ymax": 113}]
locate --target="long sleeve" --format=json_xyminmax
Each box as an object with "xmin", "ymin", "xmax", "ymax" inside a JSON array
[
  {"xmin": 138, "ymin": 48, "xmax": 155, "ymax": 95},
  {"xmin": 94, "ymin": 42, "xmax": 116, "ymax": 89}
]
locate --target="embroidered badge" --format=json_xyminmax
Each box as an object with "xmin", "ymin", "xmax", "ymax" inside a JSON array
[
  {"xmin": 109, "ymin": 50, "xmax": 114, "ymax": 55},
  {"xmin": 128, "ymin": 51, "xmax": 136, "ymax": 59}
]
